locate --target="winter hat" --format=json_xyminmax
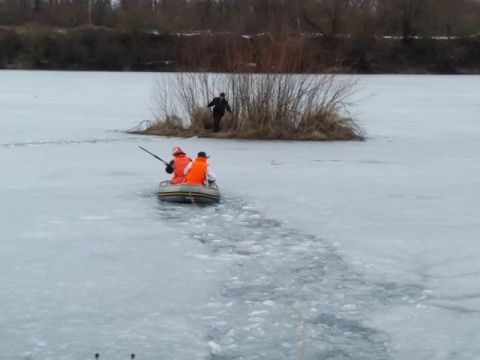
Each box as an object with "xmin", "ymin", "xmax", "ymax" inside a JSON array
[
  {"xmin": 197, "ymin": 151, "xmax": 208, "ymax": 158},
  {"xmin": 172, "ymin": 146, "xmax": 185, "ymax": 156}
]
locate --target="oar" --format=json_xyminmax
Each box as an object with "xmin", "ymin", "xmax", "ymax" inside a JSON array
[{"xmin": 138, "ymin": 146, "xmax": 169, "ymax": 166}]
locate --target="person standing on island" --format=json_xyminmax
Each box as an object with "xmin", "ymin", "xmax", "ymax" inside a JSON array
[{"xmin": 208, "ymin": 92, "xmax": 232, "ymax": 132}]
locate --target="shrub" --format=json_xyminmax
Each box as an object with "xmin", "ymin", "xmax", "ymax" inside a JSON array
[
  {"xmin": 191, "ymin": 107, "xmax": 212, "ymax": 130},
  {"xmin": 138, "ymin": 71, "xmax": 364, "ymax": 141},
  {"xmin": 135, "ymin": 35, "xmax": 364, "ymax": 141}
]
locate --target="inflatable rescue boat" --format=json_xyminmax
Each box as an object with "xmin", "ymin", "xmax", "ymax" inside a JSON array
[{"xmin": 157, "ymin": 180, "xmax": 220, "ymax": 204}]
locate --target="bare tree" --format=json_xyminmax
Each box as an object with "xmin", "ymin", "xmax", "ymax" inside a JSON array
[
  {"xmin": 300, "ymin": 0, "xmax": 350, "ymax": 39},
  {"xmin": 378, "ymin": 0, "xmax": 429, "ymax": 40},
  {"xmin": 348, "ymin": 0, "xmax": 378, "ymax": 69}
]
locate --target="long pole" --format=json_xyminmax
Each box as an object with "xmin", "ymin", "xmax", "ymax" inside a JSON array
[{"xmin": 138, "ymin": 146, "xmax": 169, "ymax": 165}]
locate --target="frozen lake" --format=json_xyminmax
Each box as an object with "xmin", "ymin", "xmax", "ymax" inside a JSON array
[{"xmin": 1, "ymin": 71, "xmax": 479, "ymax": 359}]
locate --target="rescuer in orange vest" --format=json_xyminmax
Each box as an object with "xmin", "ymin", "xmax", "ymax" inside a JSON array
[
  {"xmin": 165, "ymin": 146, "xmax": 191, "ymax": 184},
  {"xmin": 184, "ymin": 151, "xmax": 216, "ymax": 186}
]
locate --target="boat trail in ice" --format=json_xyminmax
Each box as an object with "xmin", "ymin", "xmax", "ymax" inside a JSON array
[{"xmin": 155, "ymin": 195, "xmax": 427, "ymax": 359}]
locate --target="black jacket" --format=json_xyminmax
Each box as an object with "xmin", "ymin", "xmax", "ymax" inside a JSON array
[{"xmin": 208, "ymin": 97, "xmax": 232, "ymax": 116}]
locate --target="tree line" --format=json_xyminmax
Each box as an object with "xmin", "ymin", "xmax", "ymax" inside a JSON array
[
  {"xmin": 1, "ymin": 0, "xmax": 479, "ymax": 73},
  {"xmin": 1, "ymin": 0, "xmax": 479, "ymax": 39}
]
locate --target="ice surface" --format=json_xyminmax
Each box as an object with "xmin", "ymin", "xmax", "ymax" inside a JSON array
[{"xmin": 1, "ymin": 71, "xmax": 480, "ymax": 359}]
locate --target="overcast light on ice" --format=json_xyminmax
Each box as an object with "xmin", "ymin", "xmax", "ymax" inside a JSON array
[{"xmin": 0, "ymin": 71, "xmax": 479, "ymax": 360}]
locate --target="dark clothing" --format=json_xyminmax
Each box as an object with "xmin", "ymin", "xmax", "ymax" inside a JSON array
[
  {"xmin": 208, "ymin": 97, "xmax": 232, "ymax": 116},
  {"xmin": 166, "ymin": 156, "xmax": 192, "ymax": 175},
  {"xmin": 213, "ymin": 113, "xmax": 223, "ymax": 132},
  {"xmin": 165, "ymin": 160, "xmax": 174, "ymax": 174},
  {"xmin": 208, "ymin": 97, "xmax": 232, "ymax": 131}
]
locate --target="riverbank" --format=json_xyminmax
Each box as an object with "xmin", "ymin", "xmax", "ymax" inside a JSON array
[{"xmin": 1, "ymin": 26, "xmax": 480, "ymax": 74}]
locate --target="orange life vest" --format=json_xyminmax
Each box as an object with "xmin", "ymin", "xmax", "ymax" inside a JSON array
[
  {"xmin": 171, "ymin": 154, "xmax": 190, "ymax": 184},
  {"xmin": 185, "ymin": 157, "xmax": 208, "ymax": 185}
]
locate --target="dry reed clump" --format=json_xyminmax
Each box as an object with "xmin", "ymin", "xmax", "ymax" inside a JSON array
[
  {"xmin": 191, "ymin": 107, "xmax": 212, "ymax": 130},
  {"xmin": 135, "ymin": 74, "xmax": 364, "ymax": 140},
  {"xmin": 133, "ymin": 115, "xmax": 190, "ymax": 137},
  {"xmin": 297, "ymin": 113, "xmax": 365, "ymax": 140},
  {"xmin": 161, "ymin": 114, "xmax": 184, "ymax": 130},
  {"xmin": 132, "ymin": 36, "xmax": 365, "ymax": 141}
]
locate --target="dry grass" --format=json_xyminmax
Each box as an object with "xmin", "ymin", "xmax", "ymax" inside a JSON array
[
  {"xmin": 132, "ymin": 72, "xmax": 364, "ymax": 141},
  {"xmin": 135, "ymin": 113, "xmax": 363, "ymax": 141},
  {"xmin": 191, "ymin": 107, "xmax": 212, "ymax": 130}
]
